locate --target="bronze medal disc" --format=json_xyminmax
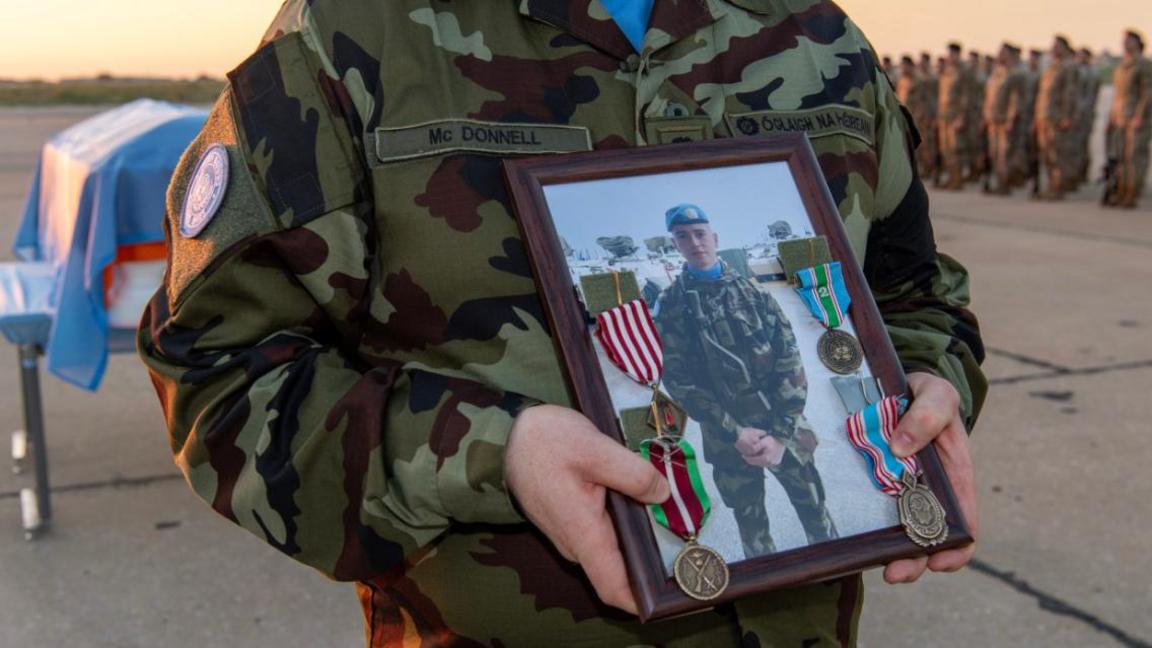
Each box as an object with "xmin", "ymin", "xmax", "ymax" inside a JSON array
[
  {"xmin": 673, "ymin": 543, "xmax": 730, "ymax": 601},
  {"xmin": 897, "ymin": 472, "xmax": 948, "ymax": 547},
  {"xmin": 817, "ymin": 329, "xmax": 863, "ymax": 374}
]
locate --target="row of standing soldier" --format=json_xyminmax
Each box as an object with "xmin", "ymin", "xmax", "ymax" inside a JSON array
[{"xmin": 890, "ymin": 30, "xmax": 1151, "ymax": 208}]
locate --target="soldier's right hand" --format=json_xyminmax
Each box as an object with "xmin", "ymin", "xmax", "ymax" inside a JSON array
[{"xmin": 505, "ymin": 405, "xmax": 671, "ymax": 615}]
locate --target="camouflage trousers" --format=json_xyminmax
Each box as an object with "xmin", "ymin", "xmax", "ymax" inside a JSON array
[
  {"xmin": 914, "ymin": 116, "xmax": 938, "ymax": 179},
  {"xmin": 1036, "ymin": 121, "xmax": 1080, "ymax": 196},
  {"xmin": 986, "ymin": 123, "xmax": 1014, "ymax": 192},
  {"xmin": 700, "ymin": 423, "xmax": 837, "ymax": 559},
  {"xmin": 1110, "ymin": 125, "xmax": 1151, "ymax": 207},
  {"xmin": 937, "ymin": 121, "xmax": 969, "ymax": 187}
]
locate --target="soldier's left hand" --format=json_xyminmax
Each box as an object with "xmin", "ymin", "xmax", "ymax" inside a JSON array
[{"xmin": 882, "ymin": 372, "xmax": 978, "ymax": 584}]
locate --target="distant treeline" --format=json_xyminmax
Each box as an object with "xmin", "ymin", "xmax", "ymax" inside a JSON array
[{"xmin": 0, "ymin": 77, "xmax": 226, "ymax": 106}]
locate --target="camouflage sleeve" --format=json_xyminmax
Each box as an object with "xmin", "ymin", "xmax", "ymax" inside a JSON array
[
  {"xmin": 138, "ymin": 31, "xmax": 535, "ymax": 583},
  {"xmin": 1061, "ymin": 67, "xmax": 1082, "ymax": 122},
  {"xmin": 863, "ymin": 52, "xmax": 989, "ymax": 430},
  {"xmin": 657, "ymin": 301, "xmax": 740, "ymax": 441},
  {"xmin": 755, "ymin": 290, "xmax": 807, "ymax": 440}
]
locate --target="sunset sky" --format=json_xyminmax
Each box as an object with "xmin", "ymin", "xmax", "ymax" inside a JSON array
[{"xmin": 1, "ymin": 1, "xmax": 1149, "ymax": 81}]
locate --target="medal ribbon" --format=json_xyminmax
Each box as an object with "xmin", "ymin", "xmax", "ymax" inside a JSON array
[
  {"xmin": 795, "ymin": 262, "xmax": 851, "ymax": 329},
  {"xmin": 844, "ymin": 395, "xmax": 918, "ymax": 496},
  {"xmin": 595, "ymin": 299, "xmax": 664, "ymax": 386},
  {"xmin": 639, "ymin": 437, "xmax": 711, "ymax": 540}
]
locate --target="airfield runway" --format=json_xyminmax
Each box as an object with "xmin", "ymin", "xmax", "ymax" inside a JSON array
[{"xmin": 1, "ymin": 106, "xmax": 1150, "ymax": 647}]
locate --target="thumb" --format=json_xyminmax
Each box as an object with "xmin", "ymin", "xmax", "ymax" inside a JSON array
[{"xmin": 581, "ymin": 434, "xmax": 671, "ymax": 504}]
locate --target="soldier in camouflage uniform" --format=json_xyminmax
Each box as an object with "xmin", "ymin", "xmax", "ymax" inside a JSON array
[
  {"xmin": 1018, "ymin": 49, "xmax": 1044, "ymax": 191},
  {"xmin": 1034, "ymin": 35, "xmax": 1081, "ymax": 199},
  {"xmin": 983, "ymin": 44, "xmax": 1026, "ymax": 194},
  {"xmin": 139, "ymin": 1, "xmax": 985, "ymax": 646},
  {"xmin": 654, "ymin": 205, "xmax": 835, "ymax": 559},
  {"xmin": 966, "ymin": 51, "xmax": 989, "ymax": 182},
  {"xmin": 1106, "ymin": 30, "xmax": 1152, "ymax": 208},
  {"xmin": 938, "ymin": 43, "xmax": 973, "ymax": 189},
  {"xmin": 1074, "ymin": 49, "xmax": 1101, "ymax": 188},
  {"xmin": 917, "ymin": 53, "xmax": 941, "ymax": 179}
]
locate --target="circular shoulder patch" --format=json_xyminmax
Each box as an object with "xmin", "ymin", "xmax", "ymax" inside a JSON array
[{"xmin": 180, "ymin": 143, "xmax": 230, "ymax": 238}]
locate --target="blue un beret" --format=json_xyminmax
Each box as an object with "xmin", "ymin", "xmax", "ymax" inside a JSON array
[{"xmin": 665, "ymin": 204, "xmax": 709, "ymax": 231}]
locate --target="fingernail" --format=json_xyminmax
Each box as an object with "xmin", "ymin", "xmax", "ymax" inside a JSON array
[{"xmin": 892, "ymin": 433, "xmax": 914, "ymax": 457}]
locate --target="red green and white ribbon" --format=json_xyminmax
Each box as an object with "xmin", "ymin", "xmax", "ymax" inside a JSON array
[
  {"xmin": 595, "ymin": 299, "xmax": 664, "ymax": 386},
  {"xmin": 640, "ymin": 437, "xmax": 712, "ymax": 540},
  {"xmin": 795, "ymin": 262, "xmax": 851, "ymax": 329},
  {"xmin": 844, "ymin": 395, "xmax": 918, "ymax": 496}
]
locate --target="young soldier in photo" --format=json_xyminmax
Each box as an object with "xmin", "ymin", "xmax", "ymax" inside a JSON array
[
  {"xmin": 139, "ymin": 2, "xmax": 984, "ymax": 645},
  {"xmin": 1106, "ymin": 30, "xmax": 1152, "ymax": 208},
  {"xmin": 654, "ymin": 205, "xmax": 836, "ymax": 559},
  {"xmin": 1034, "ymin": 35, "xmax": 1082, "ymax": 199},
  {"xmin": 983, "ymin": 44, "xmax": 1027, "ymax": 194},
  {"xmin": 938, "ymin": 42, "xmax": 974, "ymax": 188}
]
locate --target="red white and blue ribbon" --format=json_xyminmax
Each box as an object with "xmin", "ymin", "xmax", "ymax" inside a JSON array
[
  {"xmin": 845, "ymin": 396, "xmax": 918, "ymax": 496},
  {"xmin": 795, "ymin": 262, "xmax": 851, "ymax": 329},
  {"xmin": 595, "ymin": 299, "xmax": 664, "ymax": 386}
]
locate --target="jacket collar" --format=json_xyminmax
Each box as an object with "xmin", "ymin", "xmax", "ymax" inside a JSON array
[{"xmin": 518, "ymin": 0, "xmax": 722, "ymax": 59}]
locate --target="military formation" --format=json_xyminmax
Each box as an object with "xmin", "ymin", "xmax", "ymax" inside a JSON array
[{"xmin": 890, "ymin": 30, "xmax": 1152, "ymax": 207}]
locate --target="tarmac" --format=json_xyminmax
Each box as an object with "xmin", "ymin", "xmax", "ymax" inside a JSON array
[{"xmin": 1, "ymin": 106, "xmax": 1150, "ymax": 647}]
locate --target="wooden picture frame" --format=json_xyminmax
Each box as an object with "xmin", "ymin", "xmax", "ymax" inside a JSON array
[{"xmin": 504, "ymin": 133, "xmax": 971, "ymax": 621}]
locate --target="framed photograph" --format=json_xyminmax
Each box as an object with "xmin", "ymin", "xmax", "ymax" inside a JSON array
[{"xmin": 504, "ymin": 134, "xmax": 972, "ymax": 621}]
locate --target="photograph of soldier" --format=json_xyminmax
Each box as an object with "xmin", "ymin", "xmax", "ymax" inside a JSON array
[
  {"xmin": 540, "ymin": 162, "xmax": 903, "ymax": 568},
  {"xmin": 654, "ymin": 204, "xmax": 835, "ymax": 559},
  {"xmin": 1105, "ymin": 30, "xmax": 1152, "ymax": 208}
]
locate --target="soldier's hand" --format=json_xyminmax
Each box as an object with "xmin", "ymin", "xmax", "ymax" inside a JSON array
[
  {"xmin": 741, "ymin": 435, "xmax": 786, "ymax": 468},
  {"xmin": 734, "ymin": 426, "xmax": 768, "ymax": 455},
  {"xmin": 883, "ymin": 372, "xmax": 978, "ymax": 584},
  {"xmin": 505, "ymin": 405, "xmax": 670, "ymax": 615}
]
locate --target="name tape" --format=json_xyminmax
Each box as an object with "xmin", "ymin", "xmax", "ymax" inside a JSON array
[{"xmin": 374, "ymin": 119, "xmax": 592, "ymax": 164}]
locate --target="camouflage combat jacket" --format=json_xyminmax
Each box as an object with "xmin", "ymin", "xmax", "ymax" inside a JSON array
[
  {"xmin": 1110, "ymin": 56, "xmax": 1152, "ymax": 129},
  {"xmin": 1036, "ymin": 58, "xmax": 1080, "ymax": 125},
  {"xmin": 139, "ymin": 1, "xmax": 987, "ymax": 646},
  {"xmin": 983, "ymin": 65, "xmax": 1026, "ymax": 127},
  {"xmin": 656, "ymin": 268, "xmax": 806, "ymax": 444}
]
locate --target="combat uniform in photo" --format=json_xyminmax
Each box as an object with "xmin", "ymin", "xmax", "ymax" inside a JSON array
[
  {"xmin": 138, "ymin": 1, "xmax": 987, "ymax": 646},
  {"xmin": 1034, "ymin": 54, "xmax": 1081, "ymax": 198},
  {"xmin": 1107, "ymin": 54, "xmax": 1152, "ymax": 207},
  {"xmin": 656, "ymin": 261, "xmax": 835, "ymax": 558}
]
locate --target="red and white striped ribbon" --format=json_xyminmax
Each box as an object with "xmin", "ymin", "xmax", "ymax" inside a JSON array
[{"xmin": 595, "ymin": 299, "xmax": 664, "ymax": 386}]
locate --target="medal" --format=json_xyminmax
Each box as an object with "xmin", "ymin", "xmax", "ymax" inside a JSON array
[
  {"xmin": 593, "ymin": 282, "xmax": 728, "ymax": 599},
  {"xmin": 817, "ymin": 328, "xmax": 864, "ymax": 374},
  {"xmin": 844, "ymin": 396, "xmax": 948, "ymax": 546},
  {"xmin": 640, "ymin": 436, "xmax": 730, "ymax": 600},
  {"xmin": 897, "ymin": 471, "xmax": 949, "ymax": 547},
  {"xmin": 793, "ymin": 262, "xmax": 864, "ymax": 373},
  {"xmin": 673, "ymin": 542, "xmax": 730, "ymax": 601}
]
